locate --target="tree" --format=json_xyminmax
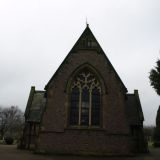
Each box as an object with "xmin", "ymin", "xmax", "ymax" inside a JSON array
[
  {"xmin": 149, "ymin": 59, "xmax": 160, "ymax": 95},
  {"xmin": 153, "ymin": 106, "xmax": 160, "ymax": 147},
  {"xmin": 0, "ymin": 106, "xmax": 24, "ymax": 140},
  {"xmin": 143, "ymin": 126, "xmax": 154, "ymax": 142},
  {"xmin": 149, "ymin": 59, "xmax": 160, "ymax": 147}
]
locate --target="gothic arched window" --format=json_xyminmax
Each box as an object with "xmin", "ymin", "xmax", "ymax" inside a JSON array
[{"xmin": 69, "ymin": 68, "xmax": 101, "ymax": 126}]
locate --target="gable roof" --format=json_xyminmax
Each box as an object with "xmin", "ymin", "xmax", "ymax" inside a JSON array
[
  {"xmin": 126, "ymin": 90, "xmax": 144, "ymax": 126},
  {"xmin": 24, "ymin": 86, "xmax": 46, "ymax": 123},
  {"xmin": 45, "ymin": 25, "xmax": 127, "ymax": 92}
]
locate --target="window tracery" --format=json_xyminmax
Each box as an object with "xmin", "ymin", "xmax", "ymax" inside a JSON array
[{"xmin": 69, "ymin": 68, "xmax": 101, "ymax": 126}]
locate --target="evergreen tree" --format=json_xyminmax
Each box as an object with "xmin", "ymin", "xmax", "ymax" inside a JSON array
[
  {"xmin": 149, "ymin": 59, "xmax": 160, "ymax": 96},
  {"xmin": 153, "ymin": 106, "xmax": 160, "ymax": 147},
  {"xmin": 156, "ymin": 106, "xmax": 160, "ymax": 126},
  {"xmin": 149, "ymin": 59, "xmax": 160, "ymax": 147}
]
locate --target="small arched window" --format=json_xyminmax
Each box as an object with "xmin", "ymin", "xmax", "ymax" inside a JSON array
[{"xmin": 69, "ymin": 68, "xmax": 101, "ymax": 126}]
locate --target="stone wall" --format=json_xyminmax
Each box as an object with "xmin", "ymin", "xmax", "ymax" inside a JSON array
[
  {"xmin": 37, "ymin": 50, "xmax": 131, "ymax": 155},
  {"xmin": 37, "ymin": 130, "xmax": 131, "ymax": 155}
]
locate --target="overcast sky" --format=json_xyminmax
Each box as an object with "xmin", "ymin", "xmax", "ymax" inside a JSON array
[{"xmin": 0, "ymin": 0, "xmax": 160, "ymax": 125}]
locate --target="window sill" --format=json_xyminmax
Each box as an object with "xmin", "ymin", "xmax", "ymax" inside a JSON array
[{"xmin": 65, "ymin": 126, "xmax": 105, "ymax": 131}]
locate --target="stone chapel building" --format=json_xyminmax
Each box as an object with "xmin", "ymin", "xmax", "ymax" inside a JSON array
[{"xmin": 22, "ymin": 25, "xmax": 148, "ymax": 155}]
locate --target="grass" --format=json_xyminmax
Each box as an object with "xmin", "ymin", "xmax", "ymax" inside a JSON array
[{"xmin": 148, "ymin": 141, "xmax": 153, "ymax": 148}]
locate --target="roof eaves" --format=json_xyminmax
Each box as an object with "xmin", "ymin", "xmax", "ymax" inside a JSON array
[{"xmin": 24, "ymin": 86, "xmax": 35, "ymax": 117}]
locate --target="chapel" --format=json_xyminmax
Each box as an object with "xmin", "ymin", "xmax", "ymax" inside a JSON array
[{"xmin": 21, "ymin": 25, "xmax": 148, "ymax": 155}]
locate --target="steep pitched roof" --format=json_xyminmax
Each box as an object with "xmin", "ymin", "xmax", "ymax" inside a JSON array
[
  {"xmin": 45, "ymin": 25, "xmax": 127, "ymax": 92},
  {"xmin": 24, "ymin": 86, "xmax": 46, "ymax": 123},
  {"xmin": 126, "ymin": 90, "xmax": 144, "ymax": 126}
]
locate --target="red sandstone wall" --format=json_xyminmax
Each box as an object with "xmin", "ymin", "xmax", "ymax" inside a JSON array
[
  {"xmin": 37, "ymin": 50, "xmax": 131, "ymax": 155},
  {"xmin": 37, "ymin": 130, "xmax": 131, "ymax": 155}
]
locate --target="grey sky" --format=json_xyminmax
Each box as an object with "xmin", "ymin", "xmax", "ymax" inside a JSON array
[{"xmin": 0, "ymin": 0, "xmax": 160, "ymax": 125}]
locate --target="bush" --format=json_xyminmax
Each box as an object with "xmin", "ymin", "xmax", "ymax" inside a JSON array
[
  {"xmin": 4, "ymin": 137, "xmax": 14, "ymax": 145},
  {"xmin": 153, "ymin": 127, "xmax": 160, "ymax": 141},
  {"xmin": 153, "ymin": 141, "xmax": 160, "ymax": 147}
]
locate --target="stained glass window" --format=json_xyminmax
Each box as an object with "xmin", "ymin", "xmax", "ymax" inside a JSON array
[
  {"xmin": 91, "ymin": 88, "xmax": 100, "ymax": 125},
  {"xmin": 81, "ymin": 88, "xmax": 89, "ymax": 125},
  {"xmin": 70, "ymin": 87, "xmax": 79, "ymax": 125},
  {"xmin": 69, "ymin": 68, "xmax": 101, "ymax": 126}
]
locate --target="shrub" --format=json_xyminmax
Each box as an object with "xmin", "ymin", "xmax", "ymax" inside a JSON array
[
  {"xmin": 4, "ymin": 137, "xmax": 14, "ymax": 145},
  {"xmin": 153, "ymin": 141, "xmax": 160, "ymax": 147},
  {"xmin": 153, "ymin": 127, "xmax": 160, "ymax": 141}
]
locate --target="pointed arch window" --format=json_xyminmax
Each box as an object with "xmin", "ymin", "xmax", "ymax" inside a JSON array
[{"xmin": 69, "ymin": 68, "xmax": 101, "ymax": 126}]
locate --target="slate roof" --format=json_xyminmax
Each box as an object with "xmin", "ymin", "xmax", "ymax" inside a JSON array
[
  {"xmin": 24, "ymin": 86, "xmax": 46, "ymax": 123},
  {"xmin": 126, "ymin": 90, "xmax": 144, "ymax": 126}
]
